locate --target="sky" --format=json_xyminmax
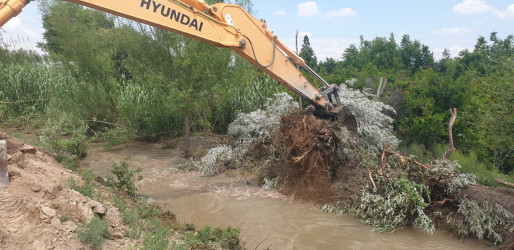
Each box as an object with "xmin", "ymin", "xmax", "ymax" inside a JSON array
[{"xmin": 1, "ymin": 0, "xmax": 513, "ymax": 61}]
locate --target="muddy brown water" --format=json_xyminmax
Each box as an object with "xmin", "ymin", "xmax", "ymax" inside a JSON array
[{"xmin": 81, "ymin": 141, "xmax": 493, "ymax": 249}]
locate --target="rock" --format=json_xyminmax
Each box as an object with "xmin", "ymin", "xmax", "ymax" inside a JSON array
[
  {"xmin": 110, "ymin": 231, "xmax": 124, "ymax": 240},
  {"xmin": 79, "ymin": 205, "xmax": 94, "ymax": 221},
  {"xmin": 20, "ymin": 145, "xmax": 37, "ymax": 154},
  {"xmin": 62, "ymin": 221, "xmax": 77, "ymax": 232},
  {"xmin": 90, "ymin": 200, "xmax": 107, "ymax": 216},
  {"xmin": 42, "ymin": 206, "xmax": 57, "ymax": 218}
]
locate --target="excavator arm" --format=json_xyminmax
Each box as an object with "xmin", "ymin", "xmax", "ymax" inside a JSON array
[{"xmin": 0, "ymin": 0, "xmax": 341, "ymax": 108}]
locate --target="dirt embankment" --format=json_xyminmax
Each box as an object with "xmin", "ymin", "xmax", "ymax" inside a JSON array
[{"xmin": 0, "ymin": 132, "xmax": 129, "ymax": 249}]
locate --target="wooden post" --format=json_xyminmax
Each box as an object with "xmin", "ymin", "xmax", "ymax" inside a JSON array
[{"xmin": 0, "ymin": 140, "xmax": 8, "ymax": 189}]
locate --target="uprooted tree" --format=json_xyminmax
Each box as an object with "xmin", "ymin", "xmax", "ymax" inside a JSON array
[{"xmin": 182, "ymin": 80, "xmax": 513, "ymax": 245}]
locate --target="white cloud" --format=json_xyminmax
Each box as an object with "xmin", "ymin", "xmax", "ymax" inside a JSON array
[
  {"xmin": 325, "ymin": 8, "xmax": 357, "ymax": 18},
  {"xmin": 453, "ymin": 0, "xmax": 494, "ymax": 15},
  {"xmin": 502, "ymin": 4, "xmax": 514, "ymax": 18},
  {"xmin": 298, "ymin": 2, "xmax": 319, "ymax": 17},
  {"xmin": 432, "ymin": 27, "xmax": 473, "ymax": 35},
  {"xmin": 453, "ymin": 0, "xmax": 514, "ymax": 19},
  {"xmin": 273, "ymin": 10, "xmax": 287, "ymax": 16}
]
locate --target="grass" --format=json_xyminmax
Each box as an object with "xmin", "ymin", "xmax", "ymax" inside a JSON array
[
  {"xmin": 77, "ymin": 216, "xmax": 109, "ymax": 250},
  {"xmin": 176, "ymin": 225, "xmax": 243, "ymax": 249},
  {"xmin": 60, "ymin": 215, "xmax": 71, "ymax": 222},
  {"xmin": 56, "ymin": 154, "xmax": 80, "ymax": 170},
  {"xmin": 69, "ymin": 177, "xmax": 95, "ymax": 198},
  {"xmin": 69, "ymin": 169, "xmax": 97, "ymax": 198},
  {"xmin": 449, "ymin": 150, "xmax": 514, "ymax": 186},
  {"xmin": 405, "ymin": 143, "xmax": 514, "ymax": 186}
]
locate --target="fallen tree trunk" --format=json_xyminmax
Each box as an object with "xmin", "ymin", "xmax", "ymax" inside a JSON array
[{"xmin": 494, "ymin": 178, "xmax": 514, "ymax": 188}]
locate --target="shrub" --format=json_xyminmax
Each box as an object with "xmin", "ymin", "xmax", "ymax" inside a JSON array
[
  {"xmin": 82, "ymin": 169, "xmax": 96, "ymax": 184},
  {"xmin": 38, "ymin": 112, "xmax": 89, "ymax": 157},
  {"xmin": 106, "ymin": 159, "xmax": 142, "ymax": 198},
  {"xmin": 77, "ymin": 216, "xmax": 109, "ymax": 250}
]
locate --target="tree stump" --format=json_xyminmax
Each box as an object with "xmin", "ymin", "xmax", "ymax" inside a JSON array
[{"xmin": 0, "ymin": 140, "xmax": 8, "ymax": 189}]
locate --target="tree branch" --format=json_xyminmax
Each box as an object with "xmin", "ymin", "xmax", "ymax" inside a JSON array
[
  {"xmin": 252, "ymin": 81, "xmax": 264, "ymax": 109},
  {"xmin": 444, "ymin": 108, "xmax": 457, "ymax": 160}
]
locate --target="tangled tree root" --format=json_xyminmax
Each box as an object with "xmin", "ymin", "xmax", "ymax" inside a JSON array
[{"xmin": 271, "ymin": 110, "xmax": 360, "ymax": 204}]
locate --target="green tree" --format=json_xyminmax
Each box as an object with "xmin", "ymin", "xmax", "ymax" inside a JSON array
[
  {"xmin": 399, "ymin": 34, "xmax": 434, "ymax": 73},
  {"xmin": 38, "ymin": 1, "xmax": 119, "ymax": 122},
  {"xmin": 299, "ymin": 35, "xmax": 318, "ymax": 69}
]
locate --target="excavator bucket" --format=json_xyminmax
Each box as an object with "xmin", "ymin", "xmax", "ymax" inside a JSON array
[
  {"xmin": 313, "ymin": 105, "xmax": 358, "ymax": 133},
  {"xmin": 330, "ymin": 106, "xmax": 358, "ymax": 133}
]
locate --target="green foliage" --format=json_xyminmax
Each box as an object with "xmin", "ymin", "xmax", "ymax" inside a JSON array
[
  {"xmin": 122, "ymin": 207, "xmax": 139, "ymax": 226},
  {"xmin": 2, "ymin": 0, "xmax": 509, "ymax": 179},
  {"xmin": 111, "ymin": 193, "xmax": 127, "ymax": 212},
  {"xmin": 142, "ymin": 218, "xmax": 169, "ymax": 250},
  {"xmin": 38, "ymin": 113, "xmax": 89, "ymax": 157},
  {"xmin": 56, "ymin": 154, "xmax": 80, "ymax": 170},
  {"xmin": 0, "ymin": 63, "xmax": 71, "ymax": 117},
  {"xmin": 82, "ymin": 169, "xmax": 96, "ymax": 184},
  {"xmin": 76, "ymin": 216, "xmax": 109, "ymax": 250},
  {"xmin": 456, "ymin": 198, "xmax": 514, "ymax": 244},
  {"xmin": 59, "ymin": 215, "xmax": 71, "ymax": 222},
  {"xmin": 0, "ymin": 42, "xmax": 44, "ymax": 65},
  {"xmin": 175, "ymin": 225, "xmax": 243, "ymax": 250},
  {"xmin": 106, "ymin": 159, "xmax": 142, "ymax": 198},
  {"xmin": 358, "ymin": 176, "xmax": 433, "ymax": 233},
  {"xmin": 69, "ymin": 177, "xmax": 95, "ymax": 199},
  {"xmin": 299, "ymin": 35, "xmax": 318, "ymax": 69}
]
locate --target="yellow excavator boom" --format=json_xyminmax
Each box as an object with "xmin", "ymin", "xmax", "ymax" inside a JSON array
[{"xmin": 0, "ymin": 0, "xmax": 340, "ymax": 108}]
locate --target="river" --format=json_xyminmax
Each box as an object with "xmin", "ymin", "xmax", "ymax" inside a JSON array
[{"xmin": 81, "ymin": 141, "xmax": 493, "ymax": 249}]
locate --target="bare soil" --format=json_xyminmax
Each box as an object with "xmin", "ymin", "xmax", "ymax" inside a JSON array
[{"xmin": 0, "ymin": 132, "xmax": 133, "ymax": 249}]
